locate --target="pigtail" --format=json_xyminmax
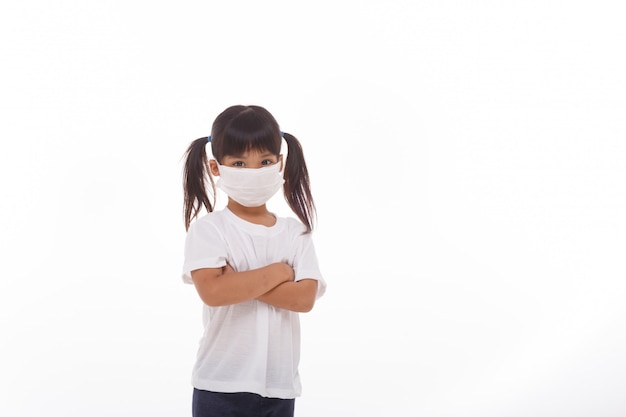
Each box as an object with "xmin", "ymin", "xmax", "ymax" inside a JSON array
[
  {"xmin": 183, "ymin": 137, "xmax": 215, "ymax": 230},
  {"xmin": 282, "ymin": 132, "xmax": 316, "ymax": 232}
]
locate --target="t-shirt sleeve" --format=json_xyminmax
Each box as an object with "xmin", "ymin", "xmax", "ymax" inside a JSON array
[
  {"xmin": 292, "ymin": 229, "xmax": 327, "ymax": 299},
  {"xmin": 181, "ymin": 218, "xmax": 228, "ymax": 284}
]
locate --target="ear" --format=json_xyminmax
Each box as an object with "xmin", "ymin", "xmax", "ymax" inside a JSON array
[
  {"xmin": 278, "ymin": 154, "xmax": 284, "ymax": 171},
  {"xmin": 209, "ymin": 159, "xmax": 220, "ymax": 176}
]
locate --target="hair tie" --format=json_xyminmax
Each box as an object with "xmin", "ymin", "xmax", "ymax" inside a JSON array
[
  {"xmin": 280, "ymin": 131, "xmax": 285, "ymax": 138},
  {"xmin": 207, "ymin": 136, "xmax": 211, "ymax": 143}
]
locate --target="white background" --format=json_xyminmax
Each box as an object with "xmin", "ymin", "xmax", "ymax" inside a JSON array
[{"xmin": 1, "ymin": 1, "xmax": 625, "ymax": 416}]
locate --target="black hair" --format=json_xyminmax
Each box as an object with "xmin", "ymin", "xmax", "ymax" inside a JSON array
[{"xmin": 183, "ymin": 105, "xmax": 316, "ymax": 231}]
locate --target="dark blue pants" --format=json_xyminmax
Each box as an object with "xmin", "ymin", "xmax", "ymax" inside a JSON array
[{"xmin": 192, "ymin": 389, "xmax": 295, "ymax": 417}]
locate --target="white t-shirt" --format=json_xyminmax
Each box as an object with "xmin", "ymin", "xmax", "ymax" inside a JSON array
[{"xmin": 182, "ymin": 208, "xmax": 326, "ymax": 399}]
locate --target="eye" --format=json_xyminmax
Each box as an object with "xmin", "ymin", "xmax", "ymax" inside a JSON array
[
  {"xmin": 261, "ymin": 159, "xmax": 274, "ymax": 166},
  {"xmin": 232, "ymin": 161, "xmax": 245, "ymax": 167}
]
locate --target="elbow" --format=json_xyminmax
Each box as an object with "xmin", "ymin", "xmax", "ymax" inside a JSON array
[
  {"xmin": 197, "ymin": 285, "xmax": 229, "ymax": 307},
  {"xmin": 278, "ymin": 291, "xmax": 315, "ymax": 313},
  {"xmin": 294, "ymin": 280, "xmax": 318, "ymax": 312},
  {"xmin": 201, "ymin": 297, "xmax": 222, "ymax": 307},
  {"xmin": 295, "ymin": 295, "xmax": 316, "ymax": 313},
  {"xmin": 298, "ymin": 304, "xmax": 314, "ymax": 313},
  {"xmin": 201, "ymin": 290, "xmax": 231, "ymax": 307},
  {"xmin": 198, "ymin": 292, "xmax": 219, "ymax": 307}
]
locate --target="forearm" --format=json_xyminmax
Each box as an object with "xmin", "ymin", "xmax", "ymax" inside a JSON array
[
  {"xmin": 192, "ymin": 263, "xmax": 292, "ymax": 307},
  {"xmin": 256, "ymin": 279, "xmax": 318, "ymax": 312}
]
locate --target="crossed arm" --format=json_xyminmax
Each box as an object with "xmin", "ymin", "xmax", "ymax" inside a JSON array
[{"xmin": 190, "ymin": 263, "xmax": 318, "ymax": 313}]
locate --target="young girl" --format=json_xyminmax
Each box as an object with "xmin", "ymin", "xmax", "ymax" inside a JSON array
[{"xmin": 181, "ymin": 105, "xmax": 326, "ymax": 417}]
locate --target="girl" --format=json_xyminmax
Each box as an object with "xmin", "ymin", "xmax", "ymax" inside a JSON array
[{"xmin": 181, "ymin": 105, "xmax": 326, "ymax": 417}]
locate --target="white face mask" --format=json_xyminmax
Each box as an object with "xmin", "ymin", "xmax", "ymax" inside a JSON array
[{"xmin": 216, "ymin": 163, "xmax": 285, "ymax": 207}]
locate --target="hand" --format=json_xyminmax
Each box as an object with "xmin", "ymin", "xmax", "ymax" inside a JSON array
[{"xmin": 271, "ymin": 262, "xmax": 295, "ymax": 283}]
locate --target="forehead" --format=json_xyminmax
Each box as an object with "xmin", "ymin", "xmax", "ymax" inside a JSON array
[{"xmin": 223, "ymin": 149, "xmax": 277, "ymax": 159}]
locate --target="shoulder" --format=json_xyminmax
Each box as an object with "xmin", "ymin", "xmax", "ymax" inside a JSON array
[
  {"xmin": 276, "ymin": 216, "xmax": 314, "ymax": 243},
  {"xmin": 187, "ymin": 210, "xmax": 229, "ymax": 234},
  {"xmin": 278, "ymin": 216, "xmax": 308, "ymax": 233}
]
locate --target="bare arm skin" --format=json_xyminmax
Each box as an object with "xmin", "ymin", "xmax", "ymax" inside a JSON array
[
  {"xmin": 256, "ymin": 279, "xmax": 319, "ymax": 313},
  {"xmin": 191, "ymin": 262, "xmax": 294, "ymax": 307}
]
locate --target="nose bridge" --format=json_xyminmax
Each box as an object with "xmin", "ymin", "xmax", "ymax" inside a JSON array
[
  {"xmin": 243, "ymin": 153, "xmax": 263, "ymax": 169},
  {"xmin": 246, "ymin": 149, "xmax": 276, "ymax": 168}
]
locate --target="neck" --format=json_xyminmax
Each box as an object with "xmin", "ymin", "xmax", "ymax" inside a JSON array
[{"xmin": 227, "ymin": 199, "xmax": 276, "ymax": 226}]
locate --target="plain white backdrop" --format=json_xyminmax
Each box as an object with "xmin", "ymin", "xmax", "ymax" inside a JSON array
[{"xmin": 1, "ymin": 1, "xmax": 625, "ymax": 416}]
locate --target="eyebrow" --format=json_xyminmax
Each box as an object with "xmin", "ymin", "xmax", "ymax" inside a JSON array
[{"xmin": 228, "ymin": 151, "xmax": 276, "ymax": 159}]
